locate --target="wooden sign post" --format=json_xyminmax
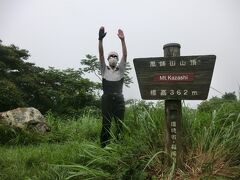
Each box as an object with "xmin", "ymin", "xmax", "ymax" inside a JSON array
[
  {"xmin": 164, "ymin": 43, "xmax": 182, "ymax": 167},
  {"xmin": 133, "ymin": 43, "xmax": 216, "ymax": 168}
]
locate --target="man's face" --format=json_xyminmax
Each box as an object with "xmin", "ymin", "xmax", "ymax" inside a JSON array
[{"xmin": 108, "ymin": 54, "xmax": 119, "ymax": 67}]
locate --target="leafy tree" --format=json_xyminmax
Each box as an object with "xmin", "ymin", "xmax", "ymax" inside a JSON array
[
  {"xmin": 81, "ymin": 54, "xmax": 133, "ymax": 87},
  {"xmin": 0, "ymin": 41, "xmax": 100, "ymax": 115},
  {"xmin": 222, "ymin": 92, "xmax": 237, "ymax": 101},
  {"xmin": 197, "ymin": 92, "xmax": 238, "ymax": 113},
  {"xmin": 0, "ymin": 42, "xmax": 35, "ymax": 111},
  {"xmin": 38, "ymin": 67, "xmax": 101, "ymax": 114},
  {"xmin": 0, "ymin": 79, "xmax": 25, "ymax": 111}
]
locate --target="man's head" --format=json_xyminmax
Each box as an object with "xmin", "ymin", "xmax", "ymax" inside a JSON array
[{"xmin": 107, "ymin": 51, "xmax": 119, "ymax": 67}]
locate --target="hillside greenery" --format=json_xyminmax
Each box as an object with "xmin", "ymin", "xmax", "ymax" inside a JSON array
[
  {"xmin": 0, "ymin": 99, "xmax": 240, "ymax": 179},
  {"xmin": 0, "ymin": 41, "xmax": 102, "ymax": 115}
]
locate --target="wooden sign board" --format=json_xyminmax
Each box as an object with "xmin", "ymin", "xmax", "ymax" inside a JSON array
[{"xmin": 133, "ymin": 55, "xmax": 216, "ymax": 100}]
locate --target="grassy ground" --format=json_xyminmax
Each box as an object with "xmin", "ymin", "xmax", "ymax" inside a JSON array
[{"xmin": 0, "ymin": 101, "xmax": 240, "ymax": 179}]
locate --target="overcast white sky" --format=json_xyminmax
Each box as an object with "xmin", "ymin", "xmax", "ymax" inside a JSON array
[{"xmin": 0, "ymin": 0, "xmax": 240, "ymax": 108}]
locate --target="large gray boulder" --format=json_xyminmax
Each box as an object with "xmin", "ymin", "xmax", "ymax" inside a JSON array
[{"xmin": 0, "ymin": 107, "xmax": 50, "ymax": 133}]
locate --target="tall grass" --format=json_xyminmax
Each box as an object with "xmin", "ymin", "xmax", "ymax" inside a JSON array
[
  {"xmin": 181, "ymin": 102, "xmax": 240, "ymax": 179},
  {"xmin": 0, "ymin": 101, "xmax": 239, "ymax": 179}
]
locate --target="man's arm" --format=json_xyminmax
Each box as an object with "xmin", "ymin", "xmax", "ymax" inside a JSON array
[
  {"xmin": 98, "ymin": 26, "xmax": 106, "ymax": 63},
  {"xmin": 118, "ymin": 29, "xmax": 127, "ymax": 61},
  {"xmin": 98, "ymin": 40, "xmax": 104, "ymax": 63}
]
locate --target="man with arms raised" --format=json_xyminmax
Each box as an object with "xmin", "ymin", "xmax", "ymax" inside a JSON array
[{"xmin": 98, "ymin": 26, "xmax": 127, "ymax": 148}]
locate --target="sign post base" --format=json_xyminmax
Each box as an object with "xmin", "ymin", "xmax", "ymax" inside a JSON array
[{"xmin": 165, "ymin": 100, "xmax": 182, "ymax": 168}]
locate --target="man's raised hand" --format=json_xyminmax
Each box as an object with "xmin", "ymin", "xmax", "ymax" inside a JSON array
[
  {"xmin": 98, "ymin": 26, "xmax": 107, "ymax": 41},
  {"xmin": 117, "ymin": 29, "xmax": 125, "ymax": 40}
]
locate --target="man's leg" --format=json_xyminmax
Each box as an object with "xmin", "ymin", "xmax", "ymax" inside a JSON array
[
  {"xmin": 113, "ymin": 94, "xmax": 125, "ymax": 140},
  {"xmin": 100, "ymin": 95, "xmax": 112, "ymax": 147}
]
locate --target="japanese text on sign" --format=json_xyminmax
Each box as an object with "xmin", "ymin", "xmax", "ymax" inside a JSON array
[
  {"xmin": 150, "ymin": 89, "xmax": 198, "ymax": 96},
  {"xmin": 170, "ymin": 112, "xmax": 177, "ymax": 159},
  {"xmin": 149, "ymin": 59, "xmax": 199, "ymax": 68}
]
